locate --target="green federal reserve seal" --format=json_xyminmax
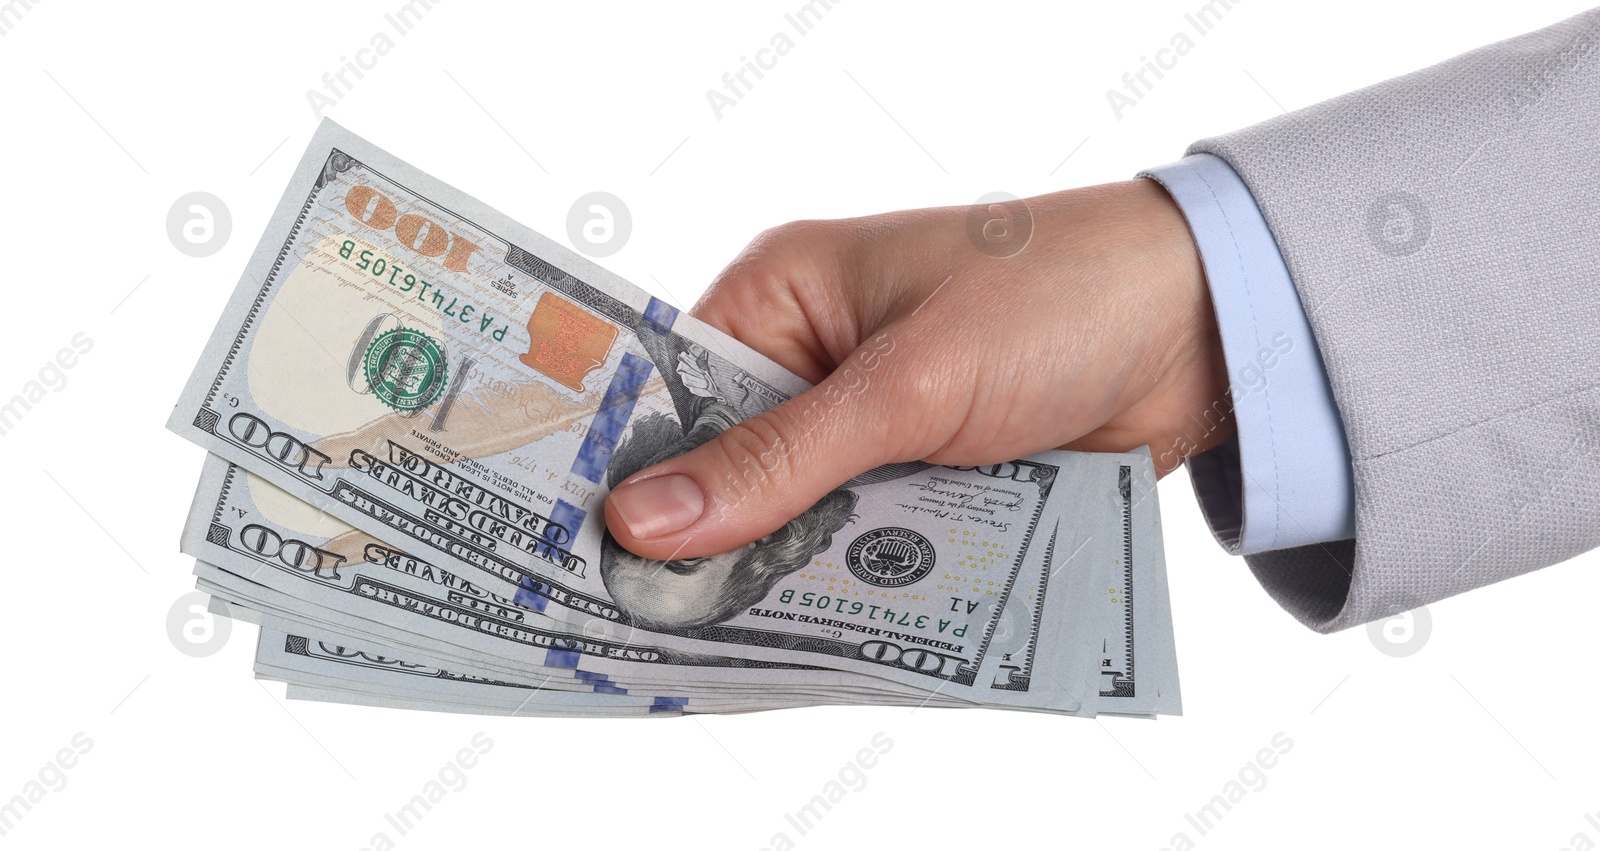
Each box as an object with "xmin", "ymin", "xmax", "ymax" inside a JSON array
[{"xmin": 363, "ymin": 328, "xmax": 448, "ymax": 412}]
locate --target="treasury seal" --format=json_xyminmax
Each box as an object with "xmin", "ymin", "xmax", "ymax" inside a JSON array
[
  {"xmin": 846, "ymin": 527, "xmax": 935, "ymax": 588},
  {"xmin": 363, "ymin": 328, "xmax": 448, "ymax": 412}
]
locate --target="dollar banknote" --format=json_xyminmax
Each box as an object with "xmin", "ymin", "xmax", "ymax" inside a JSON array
[{"xmin": 168, "ymin": 120, "xmax": 1179, "ymax": 716}]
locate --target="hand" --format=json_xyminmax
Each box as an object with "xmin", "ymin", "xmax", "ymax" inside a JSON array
[{"xmin": 603, "ymin": 178, "xmax": 1229, "ymax": 560}]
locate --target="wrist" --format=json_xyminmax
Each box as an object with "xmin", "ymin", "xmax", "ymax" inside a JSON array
[{"xmin": 1082, "ymin": 178, "xmax": 1232, "ymax": 473}]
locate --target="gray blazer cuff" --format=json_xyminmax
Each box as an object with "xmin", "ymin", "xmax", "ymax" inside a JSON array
[{"xmin": 1185, "ymin": 8, "xmax": 1600, "ymax": 632}]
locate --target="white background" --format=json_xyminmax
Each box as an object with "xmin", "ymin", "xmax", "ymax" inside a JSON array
[{"xmin": 1, "ymin": 1, "xmax": 1595, "ymax": 849}]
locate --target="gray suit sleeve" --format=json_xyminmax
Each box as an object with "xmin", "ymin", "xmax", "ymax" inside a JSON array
[{"xmin": 1187, "ymin": 8, "xmax": 1600, "ymax": 632}]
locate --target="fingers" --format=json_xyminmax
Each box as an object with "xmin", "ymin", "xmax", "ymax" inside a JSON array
[
  {"xmin": 604, "ymin": 335, "xmax": 904, "ymax": 559},
  {"xmin": 689, "ymin": 220, "xmax": 866, "ymax": 385}
]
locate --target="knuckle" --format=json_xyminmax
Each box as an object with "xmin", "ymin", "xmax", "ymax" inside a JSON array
[
  {"xmin": 709, "ymin": 412, "xmax": 801, "ymax": 496},
  {"xmin": 744, "ymin": 219, "xmax": 863, "ymax": 276},
  {"xmin": 705, "ymin": 221, "xmax": 833, "ymax": 302},
  {"xmin": 753, "ymin": 218, "xmax": 832, "ymax": 251},
  {"xmin": 702, "ymin": 219, "xmax": 865, "ymax": 339}
]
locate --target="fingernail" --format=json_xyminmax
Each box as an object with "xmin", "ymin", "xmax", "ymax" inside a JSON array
[{"xmin": 610, "ymin": 474, "xmax": 705, "ymax": 539}]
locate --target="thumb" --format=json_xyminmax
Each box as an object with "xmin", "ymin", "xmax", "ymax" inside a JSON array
[{"xmin": 603, "ymin": 337, "xmax": 901, "ymax": 560}]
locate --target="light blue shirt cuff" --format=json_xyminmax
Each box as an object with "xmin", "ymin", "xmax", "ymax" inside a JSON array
[{"xmin": 1139, "ymin": 153, "xmax": 1355, "ymax": 554}]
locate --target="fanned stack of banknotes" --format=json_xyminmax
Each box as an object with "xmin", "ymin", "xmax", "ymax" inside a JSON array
[{"xmin": 165, "ymin": 121, "xmax": 1181, "ymax": 718}]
